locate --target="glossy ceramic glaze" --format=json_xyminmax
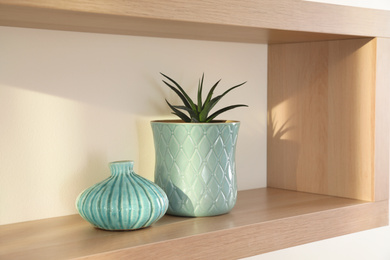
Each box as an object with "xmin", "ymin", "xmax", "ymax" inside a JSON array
[
  {"xmin": 76, "ymin": 160, "xmax": 168, "ymax": 230},
  {"xmin": 151, "ymin": 120, "xmax": 240, "ymax": 217}
]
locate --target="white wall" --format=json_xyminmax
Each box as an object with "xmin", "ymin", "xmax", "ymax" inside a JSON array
[{"xmin": 0, "ymin": 26, "xmax": 267, "ymax": 225}]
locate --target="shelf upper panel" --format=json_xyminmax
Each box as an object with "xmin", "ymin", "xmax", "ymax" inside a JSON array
[
  {"xmin": 0, "ymin": 188, "xmax": 387, "ymax": 259},
  {"xmin": 1, "ymin": 0, "xmax": 390, "ymax": 43}
]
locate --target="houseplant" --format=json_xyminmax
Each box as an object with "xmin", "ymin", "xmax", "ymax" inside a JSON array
[{"xmin": 151, "ymin": 73, "xmax": 247, "ymax": 217}]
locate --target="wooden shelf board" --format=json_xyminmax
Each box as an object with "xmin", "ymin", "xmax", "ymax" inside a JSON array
[
  {"xmin": 0, "ymin": 188, "xmax": 388, "ymax": 259},
  {"xmin": 1, "ymin": 0, "xmax": 390, "ymax": 43}
]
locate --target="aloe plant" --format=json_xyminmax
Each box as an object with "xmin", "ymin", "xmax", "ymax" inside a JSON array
[{"xmin": 161, "ymin": 73, "xmax": 248, "ymax": 123}]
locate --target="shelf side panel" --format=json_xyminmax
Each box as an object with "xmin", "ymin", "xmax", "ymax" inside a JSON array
[
  {"xmin": 375, "ymin": 38, "xmax": 390, "ymax": 201},
  {"xmin": 327, "ymin": 38, "xmax": 376, "ymax": 201},
  {"xmin": 267, "ymin": 38, "xmax": 376, "ymax": 201}
]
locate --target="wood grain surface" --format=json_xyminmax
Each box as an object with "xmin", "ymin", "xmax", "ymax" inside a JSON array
[
  {"xmin": 374, "ymin": 38, "xmax": 390, "ymax": 201},
  {"xmin": 267, "ymin": 38, "xmax": 382, "ymax": 201},
  {"xmin": 1, "ymin": 0, "xmax": 390, "ymax": 43},
  {"xmin": 0, "ymin": 188, "xmax": 387, "ymax": 259}
]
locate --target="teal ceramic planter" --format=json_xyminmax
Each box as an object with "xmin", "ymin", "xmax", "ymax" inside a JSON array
[
  {"xmin": 151, "ymin": 120, "xmax": 240, "ymax": 217},
  {"xmin": 76, "ymin": 160, "xmax": 168, "ymax": 230}
]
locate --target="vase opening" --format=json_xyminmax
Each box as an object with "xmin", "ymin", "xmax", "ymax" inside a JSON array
[{"xmin": 109, "ymin": 160, "xmax": 134, "ymax": 175}]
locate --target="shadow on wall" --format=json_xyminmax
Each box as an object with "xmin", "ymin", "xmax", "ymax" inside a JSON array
[
  {"xmin": 267, "ymin": 111, "xmax": 300, "ymax": 190},
  {"xmin": 136, "ymin": 116, "xmax": 166, "ymax": 181},
  {"xmin": 0, "ymin": 26, "xmax": 176, "ymax": 116}
]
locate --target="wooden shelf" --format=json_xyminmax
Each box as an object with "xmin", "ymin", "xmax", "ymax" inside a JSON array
[
  {"xmin": 0, "ymin": 188, "xmax": 388, "ymax": 259},
  {"xmin": 0, "ymin": 0, "xmax": 389, "ymax": 258},
  {"xmin": 1, "ymin": 0, "xmax": 390, "ymax": 43}
]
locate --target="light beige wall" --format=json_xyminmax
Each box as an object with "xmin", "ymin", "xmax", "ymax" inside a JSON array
[{"xmin": 0, "ymin": 26, "xmax": 267, "ymax": 225}]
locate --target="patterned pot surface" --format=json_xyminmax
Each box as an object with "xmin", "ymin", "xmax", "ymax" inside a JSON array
[{"xmin": 151, "ymin": 120, "xmax": 240, "ymax": 217}]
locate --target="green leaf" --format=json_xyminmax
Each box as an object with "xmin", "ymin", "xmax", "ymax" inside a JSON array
[
  {"xmin": 162, "ymin": 80, "xmax": 192, "ymax": 109},
  {"xmin": 205, "ymin": 104, "xmax": 248, "ymax": 122},
  {"xmin": 172, "ymin": 105, "xmax": 197, "ymax": 118},
  {"xmin": 204, "ymin": 81, "xmax": 247, "ymax": 116},
  {"xmin": 212, "ymin": 81, "xmax": 247, "ymax": 107},
  {"xmin": 161, "ymin": 73, "xmax": 248, "ymax": 123},
  {"xmin": 198, "ymin": 79, "xmax": 221, "ymax": 121},
  {"xmin": 202, "ymin": 79, "xmax": 221, "ymax": 110},
  {"xmin": 165, "ymin": 100, "xmax": 191, "ymax": 122},
  {"xmin": 197, "ymin": 73, "xmax": 204, "ymax": 113},
  {"xmin": 161, "ymin": 73, "xmax": 197, "ymax": 113}
]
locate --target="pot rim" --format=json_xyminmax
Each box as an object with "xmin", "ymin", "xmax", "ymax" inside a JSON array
[{"xmin": 151, "ymin": 119, "xmax": 239, "ymax": 125}]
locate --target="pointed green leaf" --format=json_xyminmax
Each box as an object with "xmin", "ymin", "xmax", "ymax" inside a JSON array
[
  {"xmin": 197, "ymin": 73, "xmax": 204, "ymax": 113},
  {"xmin": 165, "ymin": 100, "xmax": 191, "ymax": 122},
  {"xmin": 161, "ymin": 73, "xmax": 197, "ymax": 112},
  {"xmin": 206, "ymin": 104, "xmax": 248, "ymax": 122},
  {"xmin": 202, "ymin": 81, "xmax": 247, "ymax": 118},
  {"xmin": 173, "ymin": 113, "xmax": 192, "ymax": 122},
  {"xmin": 172, "ymin": 105, "xmax": 197, "ymax": 118},
  {"xmin": 198, "ymin": 79, "xmax": 221, "ymax": 121},
  {"xmin": 202, "ymin": 79, "xmax": 221, "ymax": 110},
  {"xmin": 214, "ymin": 81, "xmax": 247, "ymax": 106},
  {"xmin": 162, "ymin": 80, "xmax": 192, "ymax": 109}
]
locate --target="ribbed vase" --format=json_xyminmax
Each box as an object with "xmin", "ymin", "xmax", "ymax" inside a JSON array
[
  {"xmin": 151, "ymin": 120, "xmax": 240, "ymax": 217},
  {"xmin": 76, "ymin": 160, "xmax": 168, "ymax": 230}
]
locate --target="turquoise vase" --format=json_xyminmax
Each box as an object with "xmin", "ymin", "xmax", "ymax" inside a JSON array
[
  {"xmin": 151, "ymin": 120, "xmax": 240, "ymax": 217},
  {"xmin": 75, "ymin": 160, "xmax": 168, "ymax": 230}
]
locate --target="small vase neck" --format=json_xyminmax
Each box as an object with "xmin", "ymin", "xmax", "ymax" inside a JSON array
[{"xmin": 109, "ymin": 160, "xmax": 134, "ymax": 176}]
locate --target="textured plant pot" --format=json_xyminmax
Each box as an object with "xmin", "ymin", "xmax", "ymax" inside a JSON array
[
  {"xmin": 75, "ymin": 160, "xmax": 168, "ymax": 230},
  {"xmin": 151, "ymin": 120, "xmax": 240, "ymax": 217}
]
